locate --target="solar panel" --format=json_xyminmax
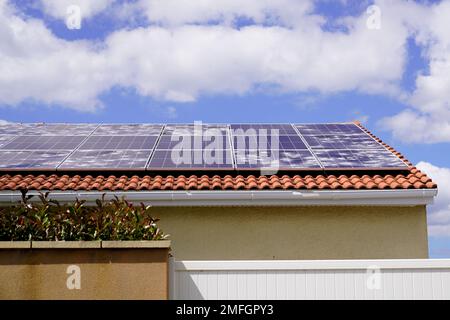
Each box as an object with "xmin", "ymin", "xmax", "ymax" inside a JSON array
[
  {"xmin": 78, "ymin": 136, "xmax": 158, "ymax": 150},
  {"xmin": 93, "ymin": 124, "xmax": 163, "ymax": 135},
  {"xmin": 0, "ymin": 122, "xmax": 409, "ymax": 172},
  {"xmin": 303, "ymin": 134, "xmax": 386, "ymax": 150},
  {"xmin": 0, "ymin": 150, "xmax": 70, "ymax": 170},
  {"xmin": 233, "ymin": 135, "xmax": 308, "ymax": 150},
  {"xmin": 0, "ymin": 136, "xmax": 17, "ymax": 148},
  {"xmin": 1, "ymin": 136, "xmax": 86, "ymax": 150},
  {"xmin": 230, "ymin": 124, "xmax": 317, "ymax": 170},
  {"xmin": 147, "ymin": 149, "xmax": 233, "ymax": 169},
  {"xmin": 314, "ymin": 149, "xmax": 407, "ymax": 169},
  {"xmin": 148, "ymin": 124, "xmax": 234, "ymax": 170},
  {"xmin": 157, "ymin": 134, "xmax": 231, "ymax": 149},
  {"xmin": 234, "ymin": 149, "xmax": 321, "ymax": 169},
  {"xmin": 59, "ymin": 150, "xmax": 151, "ymax": 170}
]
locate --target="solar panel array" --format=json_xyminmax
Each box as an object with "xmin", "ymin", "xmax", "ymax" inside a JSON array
[{"xmin": 0, "ymin": 123, "xmax": 408, "ymax": 171}]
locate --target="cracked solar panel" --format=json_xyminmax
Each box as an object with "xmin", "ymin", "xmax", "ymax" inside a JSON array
[
  {"xmin": 1, "ymin": 136, "xmax": 86, "ymax": 150},
  {"xmin": 0, "ymin": 150, "xmax": 71, "ymax": 170},
  {"xmin": 59, "ymin": 150, "xmax": 151, "ymax": 170},
  {"xmin": 78, "ymin": 136, "xmax": 158, "ymax": 150},
  {"xmin": 314, "ymin": 149, "xmax": 407, "ymax": 169},
  {"xmin": 93, "ymin": 124, "xmax": 164, "ymax": 135},
  {"xmin": 234, "ymin": 149, "xmax": 321, "ymax": 170},
  {"xmin": 233, "ymin": 134, "xmax": 308, "ymax": 150},
  {"xmin": 304, "ymin": 134, "xmax": 386, "ymax": 150},
  {"xmin": 0, "ymin": 136, "xmax": 17, "ymax": 148},
  {"xmin": 147, "ymin": 149, "xmax": 233, "ymax": 169},
  {"xmin": 157, "ymin": 134, "xmax": 231, "ymax": 149}
]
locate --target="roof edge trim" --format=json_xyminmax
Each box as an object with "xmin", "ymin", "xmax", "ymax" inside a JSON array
[{"xmin": 0, "ymin": 189, "xmax": 437, "ymax": 207}]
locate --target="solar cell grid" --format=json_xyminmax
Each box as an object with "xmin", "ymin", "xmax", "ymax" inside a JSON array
[
  {"xmin": 147, "ymin": 149, "xmax": 233, "ymax": 169},
  {"xmin": 233, "ymin": 135, "xmax": 307, "ymax": 150},
  {"xmin": 314, "ymin": 149, "xmax": 407, "ymax": 169},
  {"xmin": 59, "ymin": 150, "xmax": 151, "ymax": 170},
  {"xmin": 0, "ymin": 136, "xmax": 16, "ymax": 148},
  {"xmin": 0, "ymin": 150, "xmax": 70, "ymax": 170},
  {"xmin": 1, "ymin": 136, "xmax": 86, "ymax": 150},
  {"xmin": 234, "ymin": 149, "xmax": 321, "ymax": 169},
  {"xmin": 21, "ymin": 123, "xmax": 98, "ymax": 136},
  {"xmin": 304, "ymin": 134, "xmax": 385, "ymax": 150},
  {"xmin": 79, "ymin": 136, "xmax": 158, "ymax": 150},
  {"xmin": 157, "ymin": 135, "xmax": 231, "ymax": 149}
]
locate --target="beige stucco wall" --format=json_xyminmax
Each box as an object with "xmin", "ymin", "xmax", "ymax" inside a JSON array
[
  {"xmin": 0, "ymin": 248, "xmax": 169, "ymax": 300},
  {"xmin": 155, "ymin": 206, "xmax": 428, "ymax": 260}
]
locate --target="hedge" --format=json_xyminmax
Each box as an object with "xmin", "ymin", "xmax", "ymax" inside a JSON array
[{"xmin": 0, "ymin": 191, "xmax": 168, "ymax": 241}]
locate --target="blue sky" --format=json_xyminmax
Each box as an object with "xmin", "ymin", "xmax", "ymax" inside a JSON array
[{"xmin": 1, "ymin": 0, "xmax": 450, "ymax": 257}]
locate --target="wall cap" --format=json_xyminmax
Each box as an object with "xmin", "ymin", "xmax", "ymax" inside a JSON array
[
  {"xmin": 0, "ymin": 240, "xmax": 170, "ymax": 249},
  {"xmin": 101, "ymin": 240, "xmax": 171, "ymax": 248},
  {"xmin": 0, "ymin": 241, "xmax": 31, "ymax": 249},
  {"xmin": 31, "ymin": 241, "xmax": 101, "ymax": 249}
]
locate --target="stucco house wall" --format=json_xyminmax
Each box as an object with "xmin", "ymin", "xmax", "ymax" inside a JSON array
[{"xmin": 155, "ymin": 205, "xmax": 428, "ymax": 260}]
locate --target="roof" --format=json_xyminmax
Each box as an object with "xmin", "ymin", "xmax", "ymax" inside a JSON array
[
  {"xmin": 0, "ymin": 167, "xmax": 436, "ymax": 191},
  {"xmin": 0, "ymin": 122, "xmax": 437, "ymax": 192}
]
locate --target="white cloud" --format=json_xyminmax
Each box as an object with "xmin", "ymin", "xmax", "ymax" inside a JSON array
[
  {"xmin": 380, "ymin": 0, "xmax": 450, "ymax": 143},
  {"xmin": 134, "ymin": 0, "xmax": 318, "ymax": 27},
  {"xmin": 38, "ymin": 0, "xmax": 114, "ymax": 20},
  {"xmin": 0, "ymin": 0, "xmax": 417, "ymax": 111},
  {"xmin": 416, "ymin": 162, "xmax": 450, "ymax": 238}
]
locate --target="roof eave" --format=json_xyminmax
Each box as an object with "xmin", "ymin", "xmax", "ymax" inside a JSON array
[{"xmin": 0, "ymin": 189, "xmax": 437, "ymax": 207}]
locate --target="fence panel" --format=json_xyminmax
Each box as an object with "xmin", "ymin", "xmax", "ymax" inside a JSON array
[{"xmin": 170, "ymin": 259, "xmax": 450, "ymax": 300}]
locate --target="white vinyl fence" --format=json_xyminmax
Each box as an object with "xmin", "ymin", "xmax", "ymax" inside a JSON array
[{"xmin": 170, "ymin": 259, "xmax": 450, "ymax": 300}]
